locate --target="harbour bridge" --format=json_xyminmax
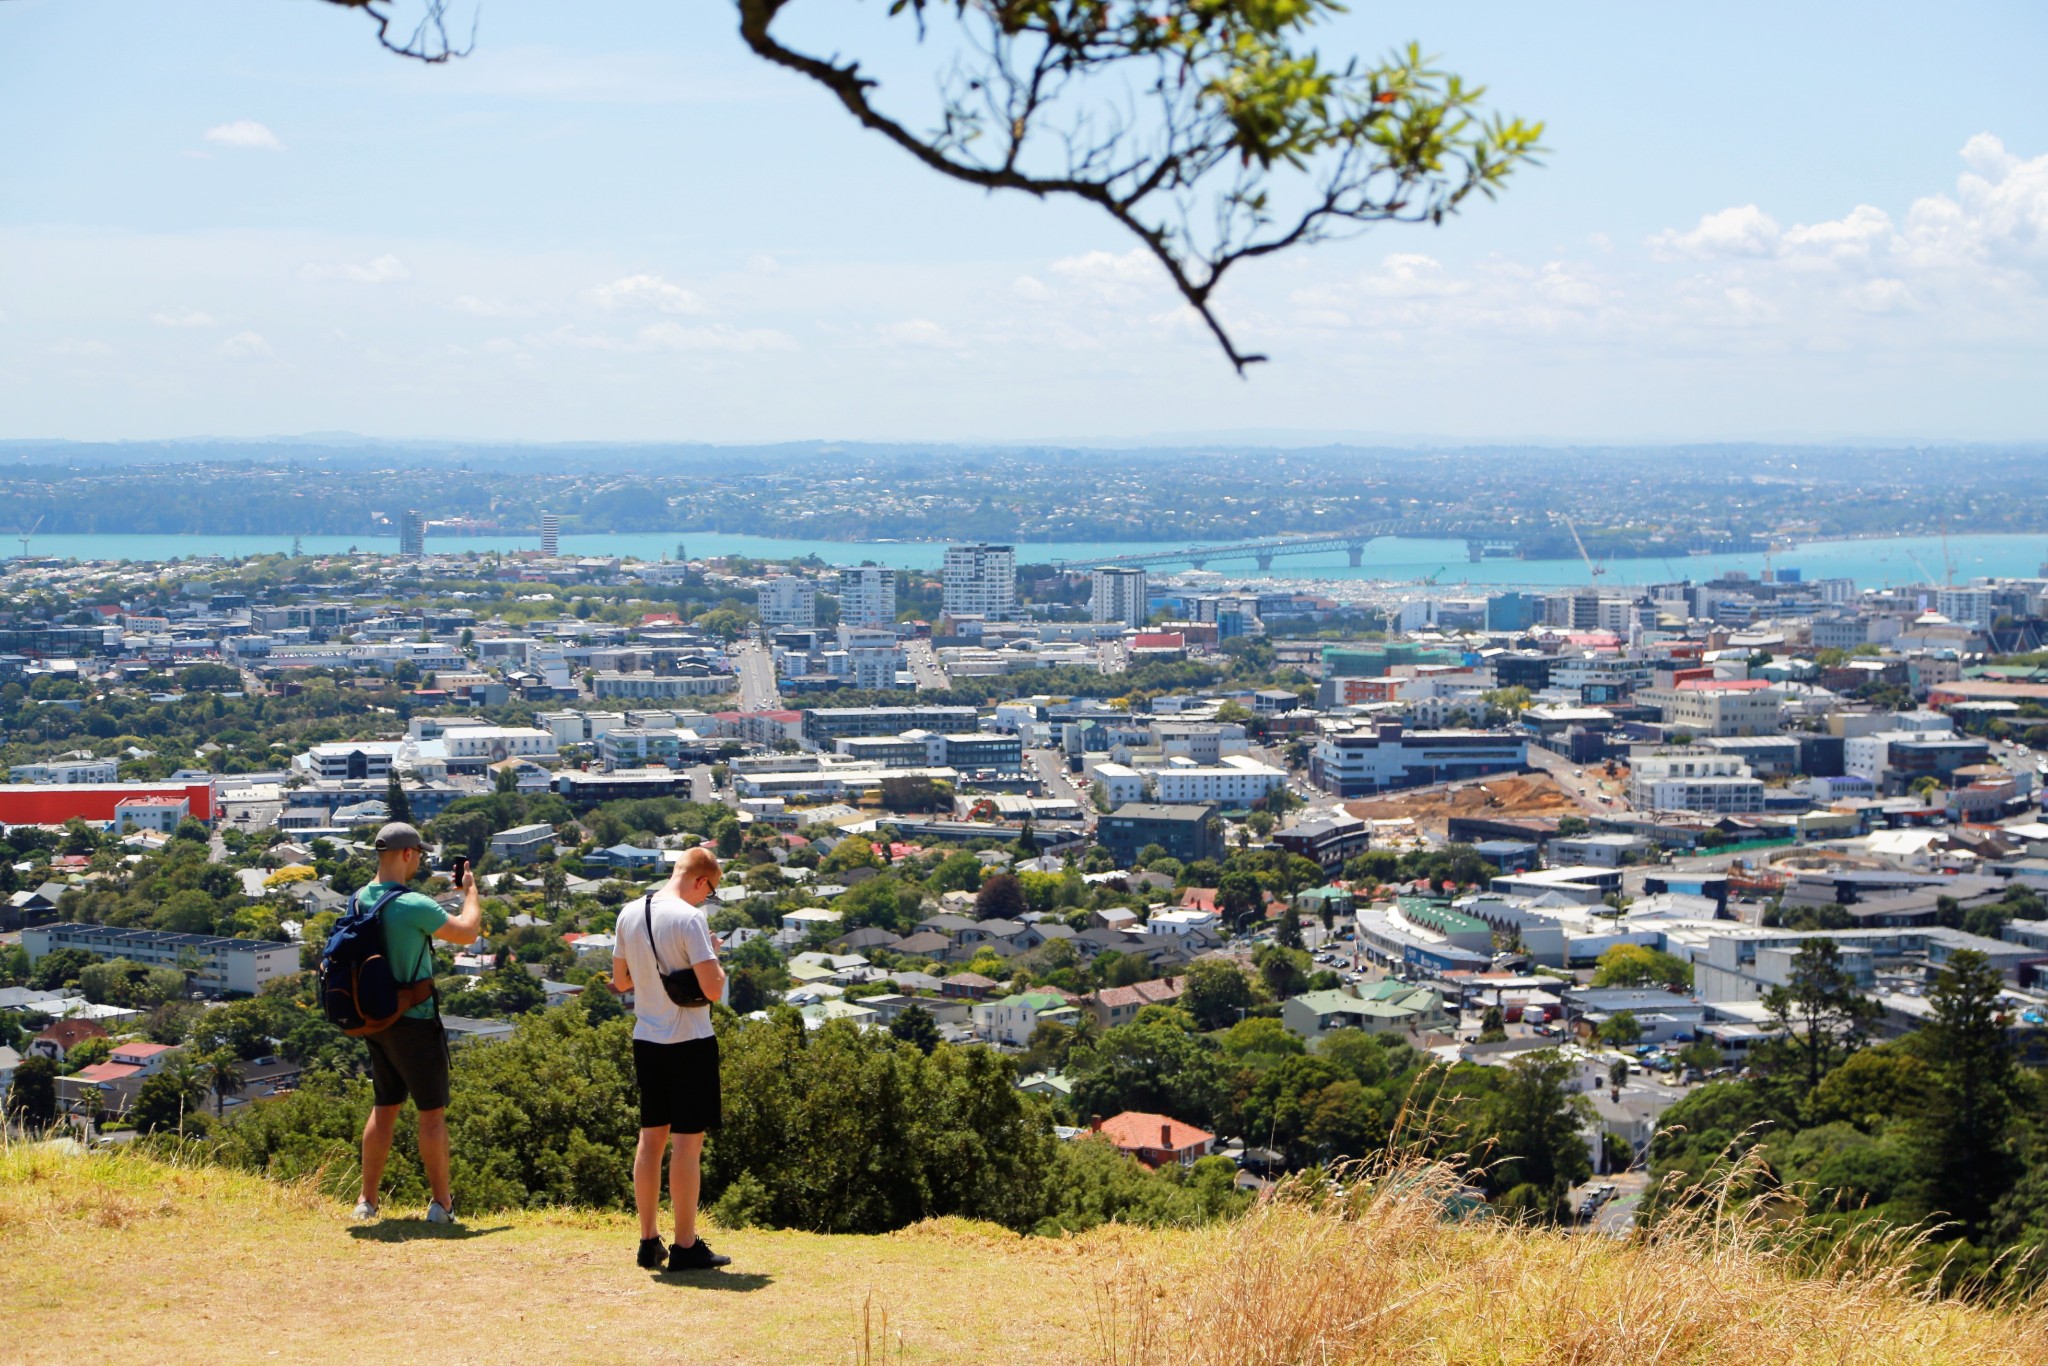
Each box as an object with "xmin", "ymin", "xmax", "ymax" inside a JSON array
[{"xmin": 1051, "ymin": 522, "xmax": 1528, "ymax": 572}]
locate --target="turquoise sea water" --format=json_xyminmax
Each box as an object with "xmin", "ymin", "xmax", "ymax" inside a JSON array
[{"xmin": 15, "ymin": 530, "xmax": 2048, "ymax": 591}]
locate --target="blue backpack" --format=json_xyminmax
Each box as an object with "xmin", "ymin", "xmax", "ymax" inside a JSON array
[{"xmin": 318, "ymin": 887, "xmax": 435, "ymax": 1036}]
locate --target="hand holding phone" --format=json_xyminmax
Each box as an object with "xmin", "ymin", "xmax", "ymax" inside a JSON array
[{"xmin": 449, "ymin": 856, "xmax": 471, "ymax": 891}]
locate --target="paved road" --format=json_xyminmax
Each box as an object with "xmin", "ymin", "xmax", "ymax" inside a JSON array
[
  {"xmin": 907, "ymin": 639, "xmax": 950, "ymax": 691},
  {"xmin": 1523, "ymin": 744, "xmax": 1630, "ymax": 812},
  {"xmin": 1027, "ymin": 747, "xmax": 1095, "ymax": 827},
  {"xmin": 734, "ymin": 642, "xmax": 781, "ymax": 712}
]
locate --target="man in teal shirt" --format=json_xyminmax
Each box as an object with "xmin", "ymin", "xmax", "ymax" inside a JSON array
[{"xmin": 354, "ymin": 822, "xmax": 482, "ymax": 1224}]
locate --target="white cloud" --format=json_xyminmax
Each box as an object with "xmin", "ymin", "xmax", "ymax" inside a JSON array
[
  {"xmin": 879, "ymin": 319, "xmax": 957, "ymax": 349},
  {"xmin": 583, "ymin": 274, "xmax": 705, "ymax": 315},
  {"xmin": 1651, "ymin": 204, "xmax": 1782, "ymax": 260},
  {"xmin": 299, "ymin": 254, "xmax": 411, "ymax": 284},
  {"xmin": 449, "ymin": 295, "xmax": 529, "ymax": 318},
  {"xmin": 47, "ymin": 338, "xmax": 113, "ymax": 358},
  {"xmin": 204, "ymin": 120, "xmax": 284, "ymax": 152},
  {"xmin": 544, "ymin": 322, "xmax": 793, "ymax": 353},
  {"xmin": 150, "ymin": 310, "xmax": 219, "ymax": 328},
  {"xmin": 219, "ymin": 331, "xmax": 273, "ymax": 359},
  {"xmin": 1010, "ymin": 274, "xmax": 1050, "ymax": 302},
  {"xmin": 639, "ymin": 322, "xmax": 793, "ymax": 352}
]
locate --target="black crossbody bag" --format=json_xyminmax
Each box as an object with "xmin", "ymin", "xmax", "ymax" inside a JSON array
[{"xmin": 638, "ymin": 894, "xmax": 713, "ymax": 1008}]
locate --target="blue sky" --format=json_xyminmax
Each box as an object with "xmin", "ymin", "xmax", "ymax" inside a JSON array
[{"xmin": 2, "ymin": 0, "xmax": 2044, "ymax": 445}]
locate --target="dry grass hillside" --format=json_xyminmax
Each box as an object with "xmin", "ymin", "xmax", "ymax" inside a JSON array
[{"xmin": 4, "ymin": 1142, "xmax": 2046, "ymax": 1365}]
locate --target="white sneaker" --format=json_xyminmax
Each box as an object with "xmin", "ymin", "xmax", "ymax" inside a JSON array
[
  {"xmin": 352, "ymin": 1198, "xmax": 380, "ymax": 1221},
  {"xmin": 426, "ymin": 1198, "xmax": 458, "ymax": 1224}
]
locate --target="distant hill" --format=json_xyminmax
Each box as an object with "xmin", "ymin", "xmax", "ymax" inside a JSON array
[{"xmin": 3, "ymin": 1141, "xmax": 2040, "ymax": 1364}]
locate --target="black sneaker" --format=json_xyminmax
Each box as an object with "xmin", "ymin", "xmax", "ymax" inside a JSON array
[
  {"xmin": 668, "ymin": 1237, "xmax": 732, "ymax": 1271},
  {"xmin": 637, "ymin": 1236, "xmax": 667, "ymax": 1269}
]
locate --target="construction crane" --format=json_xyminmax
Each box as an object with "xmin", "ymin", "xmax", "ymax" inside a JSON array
[
  {"xmin": 1563, "ymin": 517, "xmax": 1605, "ymax": 584},
  {"xmin": 15, "ymin": 515, "xmax": 42, "ymax": 560}
]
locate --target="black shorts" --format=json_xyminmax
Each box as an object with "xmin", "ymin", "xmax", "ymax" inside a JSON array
[
  {"xmin": 633, "ymin": 1036, "xmax": 722, "ymax": 1134},
  {"xmin": 364, "ymin": 1016, "xmax": 452, "ymax": 1112}
]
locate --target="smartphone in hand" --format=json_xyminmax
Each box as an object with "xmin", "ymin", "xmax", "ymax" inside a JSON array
[{"xmin": 448, "ymin": 856, "xmax": 470, "ymax": 890}]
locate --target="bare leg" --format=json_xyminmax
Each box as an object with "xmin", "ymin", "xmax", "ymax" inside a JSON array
[
  {"xmin": 670, "ymin": 1131, "xmax": 704, "ymax": 1247},
  {"xmin": 417, "ymin": 1107, "xmax": 453, "ymax": 1209},
  {"xmin": 634, "ymin": 1126, "xmax": 671, "ymax": 1240},
  {"xmin": 360, "ymin": 1105, "xmax": 399, "ymax": 1204}
]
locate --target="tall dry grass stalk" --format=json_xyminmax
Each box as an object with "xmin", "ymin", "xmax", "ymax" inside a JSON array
[{"xmin": 1088, "ymin": 1152, "xmax": 2048, "ymax": 1366}]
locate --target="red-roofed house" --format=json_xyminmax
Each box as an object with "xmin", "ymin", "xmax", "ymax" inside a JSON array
[
  {"xmin": 114, "ymin": 795, "xmax": 190, "ymax": 835},
  {"xmin": 1666, "ymin": 678, "xmax": 1783, "ymax": 737},
  {"xmin": 56, "ymin": 1041, "xmax": 185, "ymax": 1118},
  {"xmin": 1081, "ymin": 976, "xmax": 1186, "ymax": 1029},
  {"xmin": 1094, "ymin": 1111, "xmax": 1215, "ymax": 1168},
  {"xmin": 27, "ymin": 1018, "xmax": 106, "ymax": 1062}
]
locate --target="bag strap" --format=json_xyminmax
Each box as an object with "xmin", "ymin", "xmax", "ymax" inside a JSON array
[{"xmin": 640, "ymin": 894, "xmax": 667, "ymax": 974}]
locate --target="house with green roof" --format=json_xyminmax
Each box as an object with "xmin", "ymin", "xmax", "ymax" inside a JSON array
[
  {"xmin": 1282, "ymin": 981, "xmax": 1450, "ymax": 1042},
  {"xmin": 972, "ymin": 990, "xmax": 1080, "ymax": 1047}
]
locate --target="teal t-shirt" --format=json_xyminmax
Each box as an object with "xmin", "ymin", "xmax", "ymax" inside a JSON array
[{"xmin": 362, "ymin": 881, "xmax": 449, "ymax": 1020}]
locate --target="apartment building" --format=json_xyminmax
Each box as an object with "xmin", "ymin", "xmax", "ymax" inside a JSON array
[
  {"xmin": 592, "ymin": 672, "xmax": 728, "ymax": 700},
  {"xmin": 23, "ymin": 923, "xmax": 296, "ymax": 997},
  {"xmin": 758, "ymin": 576, "xmax": 817, "ymax": 629},
  {"xmin": 1091, "ymin": 567, "xmax": 1149, "ymax": 629},
  {"xmin": 1626, "ymin": 749, "xmax": 1765, "ymax": 814},
  {"xmin": 1662, "ymin": 679, "xmax": 1783, "ymax": 737},
  {"xmin": 8, "ymin": 756, "xmax": 121, "ymax": 784},
  {"xmin": 837, "ymin": 567, "xmax": 898, "ymax": 628},
  {"xmin": 1093, "ymin": 754, "xmax": 1288, "ymax": 806},
  {"xmin": 942, "ymin": 544, "xmax": 1017, "ymax": 621}
]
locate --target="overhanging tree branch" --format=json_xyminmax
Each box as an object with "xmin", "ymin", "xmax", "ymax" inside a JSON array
[{"xmin": 324, "ymin": 0, "xmax": 1542, "ymax": 373}]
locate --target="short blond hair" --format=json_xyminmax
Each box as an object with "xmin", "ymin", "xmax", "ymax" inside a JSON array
[{"xmin": 677, "ymin": 845, "xmax": 721, "ymax": 883}]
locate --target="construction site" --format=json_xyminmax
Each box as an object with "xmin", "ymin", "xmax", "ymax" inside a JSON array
[{"xmin": 1338, "ymin": 772, "xmax": 1591, "ymax": 837}]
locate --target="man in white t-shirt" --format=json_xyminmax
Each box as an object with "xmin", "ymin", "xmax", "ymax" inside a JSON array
[{"xmin": 610, "ymin": 845, "xmax": 732, "ymax": 1272}]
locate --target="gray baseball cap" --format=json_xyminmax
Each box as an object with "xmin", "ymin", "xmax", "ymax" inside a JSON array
[{"xmin": 373, "ymin": 822, "xmax": 424, "ymax": 851}]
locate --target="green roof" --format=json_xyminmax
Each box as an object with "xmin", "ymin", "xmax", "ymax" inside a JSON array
[
  {"xmin": 1398, "ymin": 897, "xmax": 1489, "ymax": 937},
  {"xmin": 1297, "ymin": 885, "xmax": 1355, "ymax": 904}
]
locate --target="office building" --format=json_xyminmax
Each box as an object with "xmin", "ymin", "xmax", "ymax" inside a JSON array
[
  {"xmin": 1309, "ymin": 722, "xmax": 1528, "ymax": 798},
  {"xmin": 1097, "ymin": 803, "xmax": 1224, "ymax": 867},
  {"xmin": 837, "ymin": 567, "xmax": 898, "ymax": 628},
  {"xmin": 400, "ymin": 510, "xmax": 426, "ymax": 558},
  {"xmin": 943, "ymin": 544, "xmax": 1017, "ymax": 621},
  {"xmin": 540, "ymin": 513, "xmax": 560, "ymax": 557},
  {"xmin": 758, "ymin": 575, "xmax": 818, "ymax": 629},
  {"xmin": 1091, "ymin": 567, "xmax": 1149, "ymax": 629}
]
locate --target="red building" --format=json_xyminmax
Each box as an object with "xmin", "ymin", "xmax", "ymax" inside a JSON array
[{"xmin": 0, "ymin": 782, "xmax": 216, "ymax": 826}]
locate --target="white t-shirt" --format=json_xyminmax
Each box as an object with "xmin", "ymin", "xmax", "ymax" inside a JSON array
[{"xmin": 616, "ymin": 889, "xmax": 720, "ymax": 1044}]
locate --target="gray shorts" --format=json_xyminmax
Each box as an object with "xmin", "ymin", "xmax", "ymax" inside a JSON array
[{"xmin": 364, "ymin": 1016, "xmax": 452, "ymax": 1112}]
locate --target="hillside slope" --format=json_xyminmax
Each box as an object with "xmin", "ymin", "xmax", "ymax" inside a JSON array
[{"xmin": 3, "ymin": 1142, "xmax": 2045, "ymax": 1365}]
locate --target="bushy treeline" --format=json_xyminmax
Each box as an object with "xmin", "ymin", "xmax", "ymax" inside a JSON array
[
  {"xmin": 1648, "ymin": 947, "xmax": 2048, "ymax": 1294},
  {"xmin": 195, "ymin": 1002, "xmax": 1249, "ymax": 1235}
]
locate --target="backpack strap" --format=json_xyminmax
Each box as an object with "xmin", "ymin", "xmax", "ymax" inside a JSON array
[{"xmin": 363, "ymin": 882, "xmax": 436, "ymax": 1009}]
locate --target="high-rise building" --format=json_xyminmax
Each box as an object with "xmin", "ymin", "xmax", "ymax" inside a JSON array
[
  {"xmin": 1091, "ymin": 567, "xmax": 1149, "ymax": 628},
  {"xmin": 399, "ymin": 510, "xmax": 426, "ymax": 558},
  {"xmin": 837, "ymin": 566, "xmax": 898, "ymax": 628},
  {"xmin": 942, "ymin": 543, "xmax": 1016, "ymax": 621},
  {"xmin": 540, "ymin": 513, "xmax": 560, "ymax": 558},
  {"xmin": 758, "ymin": 575, "xmax": 817, "ymax": 629}
]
